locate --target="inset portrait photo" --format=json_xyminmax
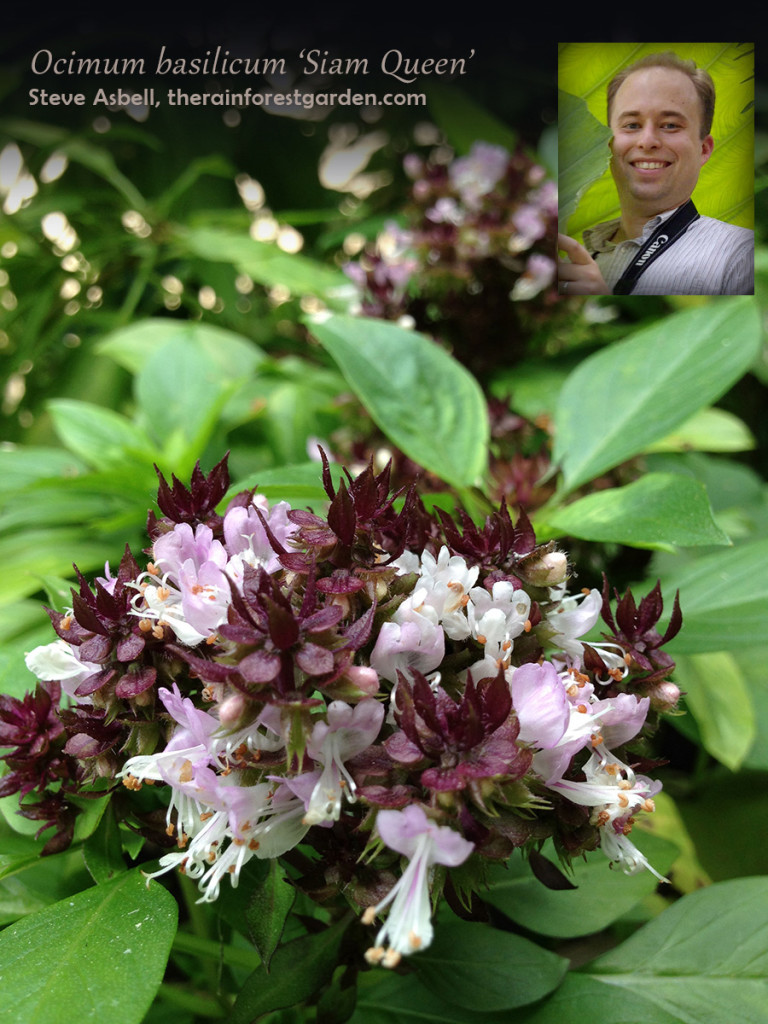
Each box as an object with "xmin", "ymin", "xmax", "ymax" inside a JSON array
[{"xmin": 557, "ymin": 43, "xmax": 754, "ymax": 296}]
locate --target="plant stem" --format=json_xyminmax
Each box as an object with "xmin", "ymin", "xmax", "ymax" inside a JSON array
[
  {"xmin": 156, "ymin": 983, "xmax": 228, "ymax": 1018},
  {"xmin": 172, "ymin": 929, "xmax": 262, "ymax": 972}
]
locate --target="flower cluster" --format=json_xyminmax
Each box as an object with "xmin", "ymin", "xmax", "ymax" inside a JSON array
[
  {"xmin": 344, "ymin": 141, "xmax": 560, "ymax": 378},
  {"xmin": 7, "ymin": 454, "xmax": 681, "ymax": 967}
]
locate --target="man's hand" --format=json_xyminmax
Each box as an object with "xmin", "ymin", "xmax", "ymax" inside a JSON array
[{"xmin": 558, "ymin": 233, "xmax": 611, "ymax": 295}]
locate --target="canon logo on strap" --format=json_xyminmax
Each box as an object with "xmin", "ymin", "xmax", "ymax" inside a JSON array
[{"xmin": 635, "ymin": 233, "xmax": 670, "ymax": 267}]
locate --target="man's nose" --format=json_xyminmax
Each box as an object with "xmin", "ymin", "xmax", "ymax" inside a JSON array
[{"xmin": 637, "ymin": 124, "xmax": 661, "ymax": 147}]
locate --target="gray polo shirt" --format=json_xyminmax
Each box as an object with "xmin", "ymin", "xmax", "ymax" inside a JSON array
[{"xmin": 583, "ymin": 208, "xmax": 754, "ymax": 295}]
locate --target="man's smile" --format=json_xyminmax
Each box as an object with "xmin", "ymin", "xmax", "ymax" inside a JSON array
[{"xmin": 630, "ymin": 160, "xmax": 671, "ymax": 169}]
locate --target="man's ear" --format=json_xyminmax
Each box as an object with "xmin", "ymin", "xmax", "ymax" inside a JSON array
[{"xmin": 700, "ymin": 134, "xmax": 714, "ymax": 166}]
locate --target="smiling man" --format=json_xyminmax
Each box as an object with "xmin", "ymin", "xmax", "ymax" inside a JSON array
[{"xmin": 558, "ymin": 52, "xmax": 754, "ymax": 296}]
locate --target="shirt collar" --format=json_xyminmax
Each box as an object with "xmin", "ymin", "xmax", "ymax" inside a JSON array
[{"xmin": 583, "ymin": 205, "xmax": 685, "ymax": 253}]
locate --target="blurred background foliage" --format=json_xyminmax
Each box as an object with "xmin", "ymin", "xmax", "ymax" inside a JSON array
[{"xmin": 1, "ymin": 21, "xmax": 768, "ymax": 1022}]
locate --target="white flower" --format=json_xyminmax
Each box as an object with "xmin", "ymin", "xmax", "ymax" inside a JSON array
[
  {"xmin": 223, "ymin": 496, "xmax": 296, "ymax": 583},
  {"xmin": 138, "ymin": 759, "xmax": 308, "ymax": 902},
  {"xmin": 24, "ymin": 638, "xmax": 101, "ymax": 698},
  {"xmin": 549, "ymin": 751, "xmax": 666, "ymax": 880},
  {"xmin": 416, "ymin": 547, "xmax": 479, "ymax": 640},
  {"xmin": 544, "ymin": 588, "xmax": 603, "ymax": 662},
  {"xmin": 467, "ymin": 581, "xmax": 530, "ymax": 664},
  {"xmin": 301, "ymin": 699, "xmax": 385, "ymax": 825},
  {"xmin": 370, "ymin": 594, "xmax": 444, "ymax": 685},
  {"xmin": 363, "ymin": 805, "xmax": 473, "ymax": 967},
  {"xmin": 128, "ymin": 573, "xmax": 211, "ymax": 646}
]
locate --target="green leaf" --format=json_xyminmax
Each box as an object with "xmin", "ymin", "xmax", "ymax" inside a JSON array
[
  {"xmin": 540, "ymin": 473, "xmax": 730, "ymax": 550},
  {"xmin": 0, "ymin": 822, "xmax": 46, "ymax": 882},
  {"xmin": 0, "ymin": 847, "xmax": 90, "ymax": 927},
  {"xmin": 230, "ymin": 917, "xmax": 349, "ymax": 1023},
  {"xmin": 0, "ymin": 872, "xmax": 178, "ymax": 1024},
  {"xmin": 660, "ymin": 539, "xmax": 768, "ymax": 654},
  {"xmin": 47, "ymin": 399, "xmax": 156, "ymax": 471},
  {"xmin": 259, "ymin": 381, "xmax": 332, "ymax": 465},
  {"xmin": 515, "ymin": 973, "xmax": 683, "ymax": 1024},
  {"xmin": 484, "ymin": 832, "xmax": 678, "ymax": 939},
  {"xmin": 316, "ymin": 965, "xmax": 358, "ymax": 1024},
  {"xmin": 33, "ymin": 575, "xmax": 76, "ymax": 613},
  {"xmin": 0, "ymin": 448, "xmax": 86, "ymax": 495},
  {"xmin": 0, "ymin": 601, "xmax": 51, "ymax": 645},
  {"xmin": 519, "ymin": 878, "xmax": 768, "ymax": 1024},
  {"xmin": 426, "ymin": 84, "xmax": 517, "ymax": 154},
  {"xmin": 675, "ymin": 774, "xmax": 768, "ymax": 882},
  {"xmin": 71, "ymin": 791, "xmax": 111, "ymax": 844},
  {"xmin": 177, "ymin": 227, "xmax": 348, "ymax": 300},
  {"xmin": 415, "ymin": 919, "xmax": 568, "ymax": 1011},
  {"xmin": 245, "ymin": 859, "xmax": 296, "ymax": 972},
  {"xmin": 672, "ymin": 653, "xmax": 755, "ymax": 770},
  {"xmin": 738, "ymin": 646, "xmax": 768, "ymax": 772},
  {"xmin": 646, "ymin": 407, "xmax": 755, "ymax": 453},
  {"xmin": 350, "ymin": 970, "xmax": 514, "ymax": 1024},
  {"xmin": 557, "ymin": 90, "xmax": 612, "ymax": 231},
  {"xmin": 96, "ymin": 319, "xmax": 265, "ymax": 378},
  {"xmin": 0, "ymin": 488, "xmax": 129, "ymax": 533},
  {"xmin": 552, "ymin": 299, "xmax": 761, "ymax": 494},
  {"xmin": 581, "ymin": 876, "xmax": 768, "ymax": 1019},
  {"xmin": 0, "ymin": 791, "xmax": 43, "ymax": 837},
  {"xmin": 225, "ymin": 461, "xmax": 344, "ymax": 508},
  {"xmin": 491, "ymin": 355, "xmax": 581, "ymax": 421},
  {"xmin": 309, "ymin": 315, "xmax": 488, "ymax": 488},
  {"xmin": 0, "ymin": 626, "xmax": 58, "ymax": 700},
  {"xmin": 644, "ymin": 452, "xmax": 766, "ymax": 515},
  {"xmin": 83, "ymin": 804, "xmax": 127, "ymax": 885},
  {"xmin": 134, "ymin": 336, "xmax": 238, "ymax": 458},
  {"xmin": 0, "ymin": 528, "xmax": 109, "ymax": 604}
]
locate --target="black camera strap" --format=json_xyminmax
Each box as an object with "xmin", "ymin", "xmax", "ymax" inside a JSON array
[{"xmin": 593, "ymin": 200, "xmax": 700, "ymax": 296}]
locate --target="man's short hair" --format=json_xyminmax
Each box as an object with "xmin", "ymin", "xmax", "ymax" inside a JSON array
[{"xmin": 607, "ymin": 52, "xmax": 716, "ymax": 139}]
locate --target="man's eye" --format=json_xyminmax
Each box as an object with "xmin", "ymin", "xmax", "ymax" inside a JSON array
[{"xmin": 661, "ymin": 123, "xmax": 681, "ymax": 130}]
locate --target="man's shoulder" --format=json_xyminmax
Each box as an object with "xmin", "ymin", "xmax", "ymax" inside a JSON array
[
  {"xmin": 582, "ymin": 218, "xmax": 621, "ymax": 250},
  {"xmin": 692, "ymin": 216, "xmax": 754, "ymax": 245},
  {"xmin": 639, "ymin": 213, "xmax": 754, "ymax": 295}
]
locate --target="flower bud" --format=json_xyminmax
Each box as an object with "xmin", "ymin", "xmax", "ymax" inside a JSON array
[
  {"xmin": 647, "ymin": 681, "xmax": 681, "ymax": 712},
  {"xmin": 516, "ymin": 547, "xmax": 568, "ymax": 587},
  {"xmin": 321, "ymin": 665, "xmax": 381, "ymax": 702},
  {"xmin": 346, "ymin": 666, "xmax": 380, "ymax": 696},
  {"xmin": 218, "ymin": 692, "xmax": 247, "ymax": 727}
]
